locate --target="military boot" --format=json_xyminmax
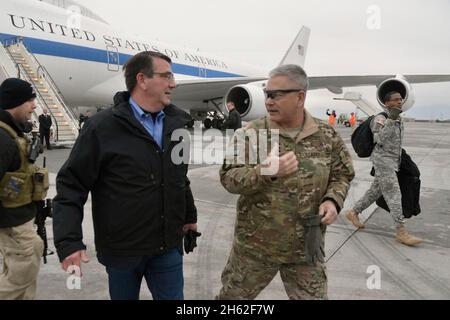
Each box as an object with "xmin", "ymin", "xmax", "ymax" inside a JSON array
[
  {"xmin": 396, "ymin": 226, "xmax": 422, "ymax": 246},
  {"xmin": 345, "ymin": 209, "xmax": 365, "ymax": 229}
]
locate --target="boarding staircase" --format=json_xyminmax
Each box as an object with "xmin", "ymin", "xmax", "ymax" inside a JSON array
[
  {"xmin": 0, "ymin": 37, "xmax": 78, "ymax": 146},
  {"xmin": 334, "ymin": 92, "xmax": 382, "ymax": 117}
]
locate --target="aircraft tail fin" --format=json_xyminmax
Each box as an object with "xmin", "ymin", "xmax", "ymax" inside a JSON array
[{"xmin": 279, "ymin": 26, "xmax": 310, "ymax": 68}]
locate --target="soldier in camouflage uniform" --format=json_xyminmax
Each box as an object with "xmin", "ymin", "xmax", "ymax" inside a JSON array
[
  {"xmin": 216, "ymin": 65, "xmax": 355, "ymax": 300},
  {"xmin": 345, "ymin": 92, "xmax": 421, "ymax": 246}
]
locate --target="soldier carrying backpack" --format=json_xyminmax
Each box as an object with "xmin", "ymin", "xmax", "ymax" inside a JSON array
[
  {"xmin": 345, "ymin": 91, "xmax": 422, "ymax": 246},
  {"xmin": 351, "ymin": 112, "xmax": 387, "ymax": 158}
]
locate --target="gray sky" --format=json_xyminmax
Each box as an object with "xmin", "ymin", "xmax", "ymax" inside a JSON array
[{"xmin": 75, "ymin": 0, "xmax": 450, "ymax": 119}]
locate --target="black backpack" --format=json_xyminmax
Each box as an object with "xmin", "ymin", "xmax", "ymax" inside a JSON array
[{"xmin": 351, "ymin": 112, "xmax": 388, "ymax": 158}]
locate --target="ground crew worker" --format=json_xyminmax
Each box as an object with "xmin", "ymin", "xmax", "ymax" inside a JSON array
[
  {"xmin": 349, "ymin": 112, "xmax": 357, "ymax": 128},
  {"xmin": 0, "ymin": 78, "xmax": 45, "ymax": 300},
  {"xmin": 327, "ymin": 109, "xmax": 337, "ymax": 127},
  {"xmin": 216, "ymin": 65, "xmax": 355, "ymax": 300},
  {"xmin": 345, "ymin": 91, "xmax": 422, "ymax": 246}
]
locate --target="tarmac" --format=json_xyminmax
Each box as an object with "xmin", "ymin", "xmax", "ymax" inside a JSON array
[{"xmin": 3, "ymin": 121, "xmax": 449, "ymax": 300}]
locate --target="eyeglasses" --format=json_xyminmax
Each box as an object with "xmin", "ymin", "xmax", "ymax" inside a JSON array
[
  {"xmin": 264, "ymin": 89, "xmax": 304, "ymax": 100},
  {"xmin": 152, "ymin": 72, "xmax": 175, "ymax": 81}
]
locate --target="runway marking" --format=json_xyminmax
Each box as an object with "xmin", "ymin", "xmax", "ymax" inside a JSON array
[
  {"xmin": 379, "ymin": 236, "xmax": 450, "ymax": 297},
  {"xmin": 329, "ymin": 206, "xmax": 450, "ymax": 299},
  {"xmin": 326, "ymin": 206, "xmax": 380, "ymax": 263},
  {"xmin": 195, "ymin": 199, "xmax": 236, "ymax": 209},
  {"xmin": 350, "ymin": 229, "xmax": 425, "ymax": 299}
]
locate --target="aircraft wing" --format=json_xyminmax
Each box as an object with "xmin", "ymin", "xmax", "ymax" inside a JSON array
[
  {"xmin": 173, "ymin": 77, "xmax": 267, "ymax": 101},
  {"xmin": 309, "ymin": 74, "xmax": 450, "ymax": 93},
  {"xmin": 173, "ymin": 74, "xmax": 450, "ymax": 102}
]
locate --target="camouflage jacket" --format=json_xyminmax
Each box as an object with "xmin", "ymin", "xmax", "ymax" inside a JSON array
[
  {"xmin": 220, "ymin": 111, "xmax": 355, "ymax": 263},
  {"xmin": 371, "ymin": 113, "xmax": 403, "ymax": 170}
]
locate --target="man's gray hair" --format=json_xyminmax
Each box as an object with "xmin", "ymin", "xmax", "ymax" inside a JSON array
[{"xmin": 269, "ymin": 64, "xmax": 309, "ymax": 91}]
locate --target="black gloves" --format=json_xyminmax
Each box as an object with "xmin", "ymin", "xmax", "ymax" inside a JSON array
[
  {"xmin": 303, "ymin": 215, "xmax": 325, "ymax": 266},
  {"xmin": 388, "ymin": 107, "xmax": 403, "ymax": 120},
  {"xmin": 184, "ymin": 230, "xmax": 202, "ymax": 254}
]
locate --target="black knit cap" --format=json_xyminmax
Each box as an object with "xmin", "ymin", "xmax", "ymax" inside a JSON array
[{"xmin": 0, "ymin": 78, "xmax": 37, "ymax": 110}]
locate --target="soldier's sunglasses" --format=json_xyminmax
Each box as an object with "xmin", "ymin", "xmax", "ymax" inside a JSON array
[{"xmin": 264, "ymin": 89, "xmax": 304, "ymax": 100}]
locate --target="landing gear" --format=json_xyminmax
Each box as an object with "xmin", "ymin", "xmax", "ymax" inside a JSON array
[
  {"xmin": 202, "ymin": 112, "xmax": 224, "ymax": 129},
  {"xmin": 186, "ymin": 118, "xmax": 195, "ymax": 129},
  {"xmin": 192, "ymin": 98, "xmax": 227, "ymax": 130},
  {"xmin": 212, "ymin": 117, "xmax": 224, "ymax": 130},
  {"xmin": 203, "ymin": 118, "xmax": 212, "ymax": 129}
]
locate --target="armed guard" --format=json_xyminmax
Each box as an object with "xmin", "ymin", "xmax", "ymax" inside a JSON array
[{"xmin": 0, "ymin": 78, "xmax": 50, "ymax": 300}]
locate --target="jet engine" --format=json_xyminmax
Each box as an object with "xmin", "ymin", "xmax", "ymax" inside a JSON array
[
  {"xmin": 224, "ymin": 81, "xmax": 268, "ymax": 120},
  {"xmin": 377, "ymin": 75, "xmax": 415, "ymax": 112},
  {"xmin": 225, "ymin": 75, "xmax": 416, "ymax": 121}
]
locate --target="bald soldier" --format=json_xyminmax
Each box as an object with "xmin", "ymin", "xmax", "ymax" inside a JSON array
[{"xmin": 217, "ymin": 64, "xmax": 355, "ymax": 300}]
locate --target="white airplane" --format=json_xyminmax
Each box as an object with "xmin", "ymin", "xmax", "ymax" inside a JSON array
[{"xmin": 1, "ymin": 0, "xmax": 450, "ymax": 129}]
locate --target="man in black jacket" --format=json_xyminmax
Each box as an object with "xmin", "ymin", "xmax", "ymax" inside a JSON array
[
  {"xmin": 222, "ymin": 101, "xmax": 242, "ymax": 130},
  {"xmin": 0, "ymin": 78, "xmax": 44, "ymax": 300},
  {"xmin": 38, "ymin": 108, "xmax": 52, "ymax": 150},
  {"xmin": 53, "ymin": 51, "xmax": 198, "ymax": 300}
]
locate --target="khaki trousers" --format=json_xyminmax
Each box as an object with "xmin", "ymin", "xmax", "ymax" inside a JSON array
[{"xmin": 0, "ymin": 219, "xmax": 44, "ymax": 300}]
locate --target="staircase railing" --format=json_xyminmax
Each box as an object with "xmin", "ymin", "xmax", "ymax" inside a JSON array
[
  {"xmin": 14, "ymin": 38, "xmax": 79, "ymax": 137},
  {"xmin": 3, "ymin": 36, "xmax": 79, "ymax": 141},
  {"xmin": 0, "ymin": 36, "xmax": 22, "ymax": 47},
  {"xmin": 16, "ymin": 63, "xmax": 61, "ymax": 141},
  {"xmin": 0, "ymin": 39, "xmax": 20, "ymax": 77},
  {"xmin": 36, "ymin": 65, "xmax": 79, "ymax": 135}
]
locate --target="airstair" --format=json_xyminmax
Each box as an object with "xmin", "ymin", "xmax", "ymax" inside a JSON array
[
  {"xmin": 334, "ymin": 92, "xmax": 382, "ymax": 117},
  {"xmin": 0, "ymin": 37, "xmax": 78, "ymax": 146}
]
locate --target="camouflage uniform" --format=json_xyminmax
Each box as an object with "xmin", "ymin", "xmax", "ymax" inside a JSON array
[
  {"xmin": 217, "ymin": 111, "xmax": 355, "ymax": 300},
  {"xmin": 354, "ymin": 113, "xmax": 405, "ymax": 227}
]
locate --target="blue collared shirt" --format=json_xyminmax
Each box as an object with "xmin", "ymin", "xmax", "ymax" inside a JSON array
[{"xmin": 129, "ymin": 97, "xmax": 165, "ymax": 149}]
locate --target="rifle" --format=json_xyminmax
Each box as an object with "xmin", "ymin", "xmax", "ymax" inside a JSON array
[
  {"xmin": 28, "ymin": 133, "xmax": 43, "ymax": 164},
  {"xmin": 33, "ymin": 156, "xmax": 53, "ymax": 264},
  {"xmin": 35, "ymin": 198, "xmax": 54, "ymax": 264}
]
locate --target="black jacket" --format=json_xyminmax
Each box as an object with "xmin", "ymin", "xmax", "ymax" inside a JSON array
[
  {"xmin": 373, "ymin": 149, "xmax": 421, "ymax": 218},
  {"xmin": 0, "ymin": 110, "xmax": 36, "ymax": 228},
  {"xmin": 53, "ymin": 92, "xmax": 197, "ymax": 261},
  {"xmin": 222, "ymin": 109, "xmax": 242, "ymax": 130},
  {"xmin": 38, "ymin": 113, "xmax": 52, "ymax": 131}
]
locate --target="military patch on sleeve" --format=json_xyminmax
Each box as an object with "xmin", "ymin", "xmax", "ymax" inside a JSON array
[{"xmin": 375, "ymin": 116, "xmax": 386, "ymax": 126}]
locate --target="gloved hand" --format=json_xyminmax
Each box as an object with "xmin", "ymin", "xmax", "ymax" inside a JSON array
[
  {"xmin": 184, "ymin": 230, "xmax": 202, "ymax": 254},
  {"xmin": 388, "ymin": 107, "xmax": 403, "ymax": 120},
  {"xmin": 303, "ymin": 215, "xmax": 325, "ymax": 266}
]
